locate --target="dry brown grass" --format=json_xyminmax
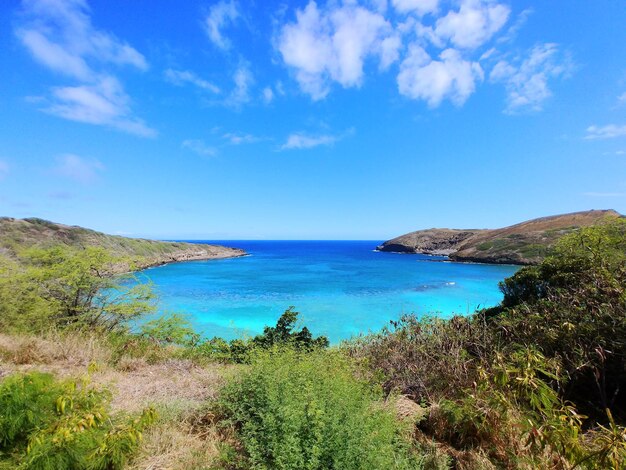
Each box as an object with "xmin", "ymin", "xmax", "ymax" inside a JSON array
[
  {"xmin": 128, "ymin": 419, "xmax": 222, "ymax": 470},
  {"xmin": 101, "ymin": 359, "xmax": 230, "ymax": 413},
  {"xmin": 0, "ymin": 331, "xmax": 112, "ymax": 368},
  {"xmin": 0, "ymin": 331, "xmax": 234, "ymax": 470}
]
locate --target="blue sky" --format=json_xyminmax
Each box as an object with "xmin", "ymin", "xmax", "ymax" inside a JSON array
[{"xmin": 0, "ymin": 0, "xmax": 625, "ymax": 239}]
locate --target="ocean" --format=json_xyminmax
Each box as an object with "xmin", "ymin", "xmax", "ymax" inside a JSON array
[{"xmin": 137, "ymin": 240, "xmax": 519, "ymax": 344}]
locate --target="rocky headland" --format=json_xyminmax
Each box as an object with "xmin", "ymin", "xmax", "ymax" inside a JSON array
[{"xmin": 377, "ymin": 209, "xmax": 622, "ymax": 265}]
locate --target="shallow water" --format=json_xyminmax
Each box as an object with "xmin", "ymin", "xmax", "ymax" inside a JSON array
[{"xmin": 138, "ymin": 241, "xmax": 519, "ymax": 344}]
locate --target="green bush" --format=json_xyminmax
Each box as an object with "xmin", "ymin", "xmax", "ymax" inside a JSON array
[
  {"xmin": 494, "ymin": 220, "xmax": 626, "ymax": 420},
  {"xmin": 217, "ymin": 348, "xmax": 422, "ymax": 469},
  {"xmin": 0, "ymin": 246, "xmax": 156, "ymax": 334},
  {"xmin": 182, "ymin": 308, "xmax": 329, "ymax": 364},
  {"xmin": 0, "ymin": 372, "xmax": 155, "ymax": 469}
]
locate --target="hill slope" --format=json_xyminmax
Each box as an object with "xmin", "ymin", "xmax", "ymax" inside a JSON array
[
  {"xmin": 377, "ymin": 210, "xmax": 622, "ymax": 265},
  {"xmin": 0, "ymin": 217, "xmax": 245, "ymax": 271}
]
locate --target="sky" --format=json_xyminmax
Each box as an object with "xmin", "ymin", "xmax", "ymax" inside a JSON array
[{"xmin": 0, "ymin": 0, "xmax": 625, "ymax": 240}]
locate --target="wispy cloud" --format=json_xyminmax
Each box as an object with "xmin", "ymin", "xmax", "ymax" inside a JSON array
[
  {"xmin": 205, "ymin": 0, "xmax": 240, "ymax": 50},
  {"xmin": 54, "ymin": 154, "xmax": 104, "ymax": 184},
  {"xmin": 497, "ymin": 8, "xmax": 533, "ymax": 44},
  {"xmin": 618, "ymin": 92, "xmax": 626, "ymax": 106},
  {"xmin": 585, "ymin": 124, "xmax": 626, "ymax": 140},
  {"xmin": 390, "ymin": 0, "xmax": 439, "ymax": 15},
  {"xmin": 281, "ymin": 133, "xmax": 338, "ymax": 150},
  {"xmin": 222, "ymin": 132, "xmax": 259, "ymax": 145},
  {"xmin": 262, "ymin": 87, "xmax": 274, "ymax": 104},
  {"xmin": 16, "ymin": 0, "xmax": 154, "ymax": 137},
  {"xmin": 182, "ymin": 139, "xmax": 217, "ymax": 157},
  {"xmin": 46, "ymin": 77, "xmax": 156, "ymax": 137},
  {"xmin": 280, "ymin": 128, "xmax": 354, "ymax": 150},
  {"xmin": 164, "ymin": 69, "xmax": 220, "ymax": 93},
  {"xmin": 490, "ymin": 43, "xmax": 573, "ymax": 113},
  {"xmin": 228, "ymin": 63, "xmax": 254, "ymax": 106}
]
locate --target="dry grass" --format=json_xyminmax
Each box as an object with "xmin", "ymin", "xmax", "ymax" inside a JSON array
[
  {"xmin": 101, "ymin": 359, "xmax": 230, "ymax": 413},
  {"xmin": 0, "ymin": 333, "xmax": 230, "ymax": 410},
  {"xmin": 128, "ymin": 419, "xmax": 222, "ymax": 470},
  {"xmin": 0, "ymin": 331, "xmax": 112, "ymax": 369},
  {"xmin": 0, "ymin": 331, "xmax": 234, "ymax": 470}
]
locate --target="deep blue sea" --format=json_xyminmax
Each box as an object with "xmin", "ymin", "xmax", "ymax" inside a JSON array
[{"xmin": 138, "ymin": 241, "xmax": 519, "ymax": 344}]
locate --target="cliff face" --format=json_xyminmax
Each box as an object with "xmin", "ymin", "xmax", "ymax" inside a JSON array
[
  {"xmin": 377, "ymin": 229, "xmax": 484, "ymax": 256},
  {"xmin": 377, "ymin": 210, "xmax": 622, "ymax": 265},
  {"xmin": 0, "ymin": 217, "xmax": 245, "ymax": 272}
]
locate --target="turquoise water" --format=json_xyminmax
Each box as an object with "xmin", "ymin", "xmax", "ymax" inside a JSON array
[{"xmin": 138, "ymin": 241, "xmax": 519, "ymax": 344}]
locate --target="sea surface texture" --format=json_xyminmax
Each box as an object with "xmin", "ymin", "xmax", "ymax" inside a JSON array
[{"xmin": 139, "ymin": 241, "xmax": 519, "ymax": 344}]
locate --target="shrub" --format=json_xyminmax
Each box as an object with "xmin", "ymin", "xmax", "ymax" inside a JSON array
[
  {"xmin": 493, "ymin": 220, "xmax": 626, "ymax": 420},
  {"xmin": 139, "ymin": 313, "xmax": 199, "ymax": 346},
  {"xmin": 0, "ymin": 371, "xmax": 155, "ymax": 469},
  {"xmin": 183, "ymin": 308, "xmax": 329, "ymax": 364},
  {"xmin": 346, "ymin": 314, "xmax": 498, "ymax": 401},
  {"xmin": 0, "ymin": 246, "xmax": 156, "ymax": 334},
  {"xmin": 216, "ymin": 348, "xmax": 422, "ymax": 469}
]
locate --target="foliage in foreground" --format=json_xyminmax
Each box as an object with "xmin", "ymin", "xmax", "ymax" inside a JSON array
[
  {"xmin": 216, "ymin": 348, "xmax": 424, "ymax": 470},
  {"xmin": 0, "ymin": 371, "xmax": 155, "ymax": 470},
  {"xmin": 348, "ymin": 220, "xmax": 626, "ymax": 469}
]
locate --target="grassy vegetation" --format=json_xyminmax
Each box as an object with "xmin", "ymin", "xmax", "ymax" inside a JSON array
[
  {"xmin": 1, "ymin": 220, "xmax": 625, "ymax": 468},
  {"xmin": 0, "ymin": 217, "xmax": 243, "ymax": 274}
]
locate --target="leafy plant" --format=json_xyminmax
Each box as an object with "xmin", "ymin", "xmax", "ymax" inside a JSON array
[
  {"xmin": 0, "ymin": 371, "xmax": 155, "ymax": 469},
  {"xmin": 0, "ymin": 246, "xmax": 156, "ymax": 334},
  {"xmin": 216, "ymin": 348, "xmax": 422, "ymax": 469}
]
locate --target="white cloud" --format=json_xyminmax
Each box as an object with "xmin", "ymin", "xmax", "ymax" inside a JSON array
[
  {"xmin": 490, "ymin": 43, "xmax": 572, "ymax": 113},
  {"xmin": 46, "ymin": 76, "xmax": 156, "ymax": 137},
  {"xmin": 585, "ymin": 124, "xmax": 626, "ymax": 140},
  {"xmin": 229, "ymin": 64, "xmax": 254, "ymax": 105},
  {"xmin": 182, "ymin": 139, "xmax": 217, "ymax": 157},
  {"xmin": 397, "ymin": 45, "xmax": 483, "ymax": 106},
  {"xmin": 497, "ymin": 8, "xmax": 533, "ymax": 44},
  {"xmin": 54, "ymin": 154, "xmax": 103, "ymax": 184},
  {"xmin": 280, "ymin": 128, "xmax": 353, "ymax": 150},
  {"xmin": 0, "ymin": 160, "xmax": 9, "ymax": 180},
  {"xmin": 16, "ymin": 0, "xmax": 153, "ymax": 136},
  {"xmin": 16, "ymin": 0, "xmax": 147, "ymax": 79},
  {"xmin": 164, "ymin": 69, "xmax": 220, "ymax": 93},
  {"xmin": 618, "ymin": 92, "xmax": 626, "ymax": 105},
  {"xmin": 222, "ymin": 132, "xmax": 259, "ymax": 145},
  {"xmin": 391, "ymin": 0, "xmax": 439, "ymax": 15},
  {"xmin": 379, "ymin": 34, "xmax": 402, "ymax": 70},
  {"xmin": 435, "ymin": 0, "xmax": 510, "ymax": 50},
  {"xmin": 281, "ymin": 133, "xmax": 338, "ymax": 150},
  {"xmin": 262, "ymin": 87, "xmax": 274, "ymax": 103},
  {"xmin": 278, "ymin": 1, "xmax": 398, "ymax": 100},
  {"xmin": 205, "ymin": 0, "xmax": 239, "ymax": 50}
]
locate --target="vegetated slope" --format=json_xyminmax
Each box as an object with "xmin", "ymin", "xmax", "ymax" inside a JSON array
[
  {"xmin": 377, "ymin": 209, "xmax": 622, "ymax": 265},
  {"xmin": 0, "ymin": 217, "xmax": 245, "ymax": 271}
]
